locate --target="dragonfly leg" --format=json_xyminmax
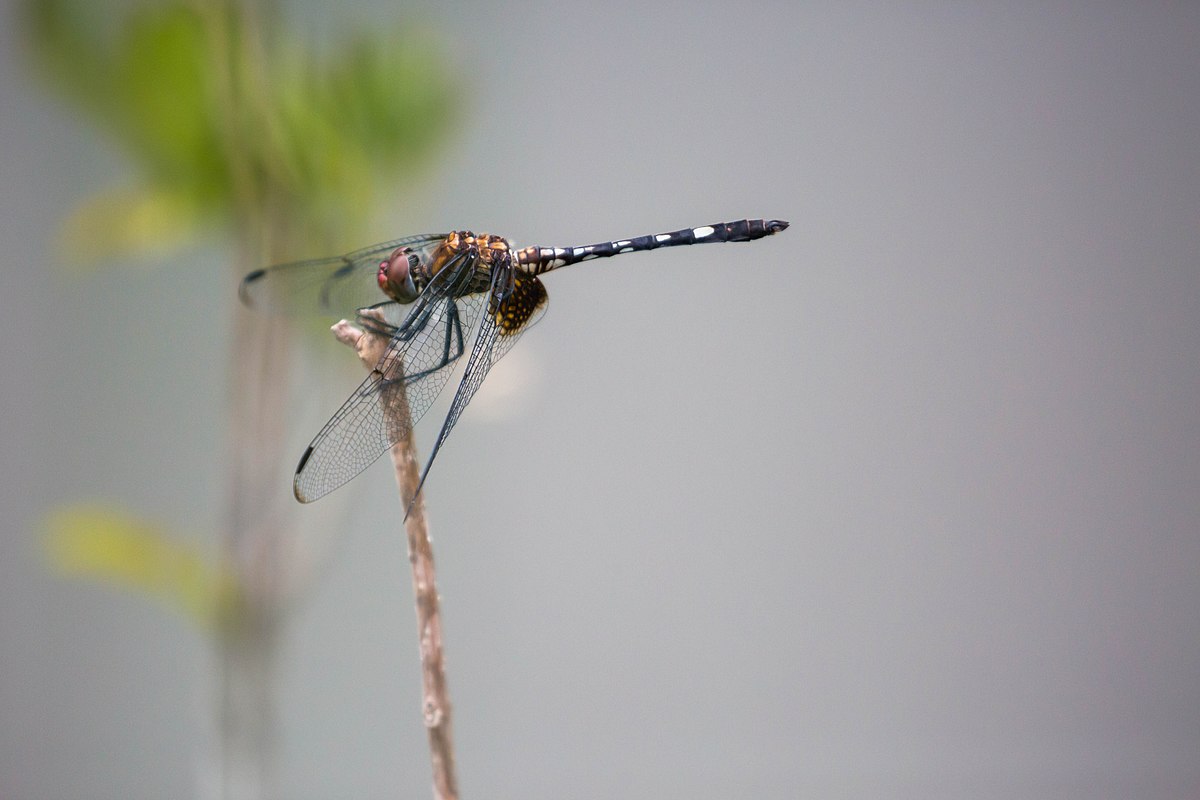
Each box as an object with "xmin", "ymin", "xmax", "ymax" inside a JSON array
[
  {"xmin": 355, "ymin": 302, "xmax": 400, "ymax": 338},
  {"xmin": 395, "ymin": 298, "xmax": 467, "ymax": 383}
]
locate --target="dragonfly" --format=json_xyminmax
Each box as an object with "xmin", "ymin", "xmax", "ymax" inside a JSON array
[{"xmin": 240, "ymin": 218, "xmax": 789, "ymax": 506}]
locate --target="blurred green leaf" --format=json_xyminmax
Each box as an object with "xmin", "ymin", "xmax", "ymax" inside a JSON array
[
  {"xmin": 113, "ymin": 4, "xmax": 226, "ymax": 199},
  {"xmin": 22, "ymin": 0, "xmax": 459, "ymax": 265},
  {"xmin": 20, "ymin": 0, "xmax": 116, "ymax": 121},
  {"xmin": 325, "ymin": 28, "xmax": 456, "ymax": 167}
]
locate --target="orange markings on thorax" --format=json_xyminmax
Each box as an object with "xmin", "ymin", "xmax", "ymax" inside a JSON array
[{"xmin": 428, "ymin": 231, "xmax": 511, "ymax": 276}]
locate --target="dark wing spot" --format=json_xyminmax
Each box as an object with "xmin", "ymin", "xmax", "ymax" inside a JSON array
[
  {"xmin": 495, "ymin": 275, "xmax": 548, "ymax": 333},
  {"xmin": 238, "ymin": 269, "xmax": 267, "ymax": 305}
]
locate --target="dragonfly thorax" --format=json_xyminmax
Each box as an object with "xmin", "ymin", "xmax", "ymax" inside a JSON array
[{"xmin": 439, "ymin": 231, "xmax": 512, "ymax": 267}]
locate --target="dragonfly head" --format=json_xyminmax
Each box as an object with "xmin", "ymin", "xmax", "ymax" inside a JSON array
[{"xmin": 378, "ymin": 247, "xmax": 421, "ymax": 303}]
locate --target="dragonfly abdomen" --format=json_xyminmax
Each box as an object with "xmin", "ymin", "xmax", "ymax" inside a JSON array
[{"xmin": 516, "ymin": 218, "xmax": 788, "ymax": 275}]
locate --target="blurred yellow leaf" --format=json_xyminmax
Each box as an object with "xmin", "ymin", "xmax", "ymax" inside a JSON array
[
  {"xmin": 43, "ymin": 503, "xmax": 234, "ymax": 628},
  {"xmin": 58, "ymin": 186, "xmax": 203, "ymax": 266}
]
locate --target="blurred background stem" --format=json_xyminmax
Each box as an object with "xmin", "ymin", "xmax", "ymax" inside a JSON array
[
  {"xmin": 22, "ymin": 1, "xmax": 457, "ymax": 797},
  {"xmin": 208, "ymin": 6, "xmax": 289, "ymax": 791}
]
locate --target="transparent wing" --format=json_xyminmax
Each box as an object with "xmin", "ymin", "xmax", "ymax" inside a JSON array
[
  {"xmin": 239, "ymin": 234, "xmax": 446, "ymax": 317},
  {"xmin": 407, "ymin": 270, "xmax": 549, "ymax": 513},
  {"xmin": 292, "ymin": 251, "xmax": 487, "ymax": 502}
]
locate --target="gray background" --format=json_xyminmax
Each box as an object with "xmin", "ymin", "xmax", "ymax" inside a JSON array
[{"xmin": 3, "ymin": 1, "xmax": 1199, "ymax": 798}]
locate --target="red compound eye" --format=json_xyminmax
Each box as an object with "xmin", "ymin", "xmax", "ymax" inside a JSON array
[{"xmin": 377, "ymin": 247, "xmax": 419, "ymax": 302}]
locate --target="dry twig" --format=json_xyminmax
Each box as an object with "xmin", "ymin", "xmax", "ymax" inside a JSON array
[{"xmin": 332, "ymin": 312, "xmax": 458, "ymax": 800}]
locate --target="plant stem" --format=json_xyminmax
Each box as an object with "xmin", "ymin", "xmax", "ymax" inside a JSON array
[{"xmin": 332, "ymin": 317, "xmax": 458, "ymax": 800}]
